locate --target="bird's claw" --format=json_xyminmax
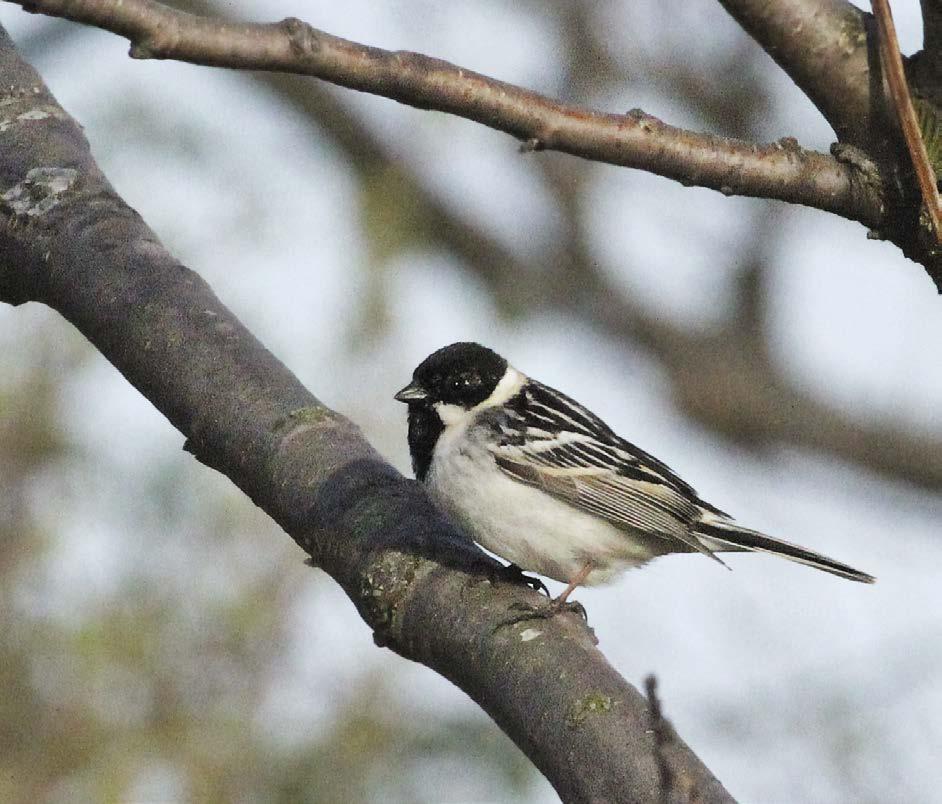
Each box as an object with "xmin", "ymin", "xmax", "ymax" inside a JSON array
[
  {"xmin": 498, "ymin": 563, "xmax": 550, "ymax": 596},
  {"xmin": 551, "ymin": 597, "xmax": 588, "ymax": 622},
  {"xmin": 496, "ymin": 596, "xmax": 589, "ymax": 629}
]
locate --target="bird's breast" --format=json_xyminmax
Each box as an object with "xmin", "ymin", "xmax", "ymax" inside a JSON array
[{"xmin": 426, "ymin": 428, "xmax": 655, "ymax": 584}]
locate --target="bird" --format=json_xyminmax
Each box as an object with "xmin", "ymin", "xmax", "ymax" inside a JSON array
[{"xmin": 394, "ymin": 342, "xmax": 875, "ymax": 603}]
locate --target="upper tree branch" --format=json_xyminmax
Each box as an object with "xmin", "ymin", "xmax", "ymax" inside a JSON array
[
  {"xmin": 225, "ymin": 32, "xmax": 942, "ymax": 490},
  {"xmin": 717, "ymin": 0, "xmax": 942, "ymax": 287},
  {"xmin": 717, "ymin": 0, "xmax": 880, "ymax": 148},
  {"xmin": 0, "ymin": 25, "xmax": 735, "ymax": 804},
  {"xmin": 10, "ymin": 0, "xmax": 882, "ymax": 228},
  {"xmin": 920, "ymin": 0, "xmax": 942, "ymax": 77},
  {"xmin": 157, "ymin": 0, "xmax": 942, "ymax": 487},
  {"xmin": 872, "ymin": 0, "xmax": 942, "ymax": 240}
]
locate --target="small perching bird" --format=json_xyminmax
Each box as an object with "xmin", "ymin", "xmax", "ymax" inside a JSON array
[{"xmin": 395, "ymin": 342, "xmax": 875, "ymax": 602}]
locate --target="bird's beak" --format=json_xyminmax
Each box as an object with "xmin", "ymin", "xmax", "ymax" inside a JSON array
[{"xmin": 394, "ymin": 381, "xmax": 428, "ymax": 403}]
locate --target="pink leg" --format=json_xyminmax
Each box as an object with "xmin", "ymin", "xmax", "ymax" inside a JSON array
[{"xmin": 555, "ymin": 561, "xmax": 593, "ymax": 604}]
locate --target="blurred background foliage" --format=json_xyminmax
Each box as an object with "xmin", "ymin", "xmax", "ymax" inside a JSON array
[{"xmin": 0, "ymin": 1, "xmax": 940, "ymax": 802}]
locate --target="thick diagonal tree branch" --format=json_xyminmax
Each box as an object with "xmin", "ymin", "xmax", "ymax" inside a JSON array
[
  {"xmin": 10, "ymin": 0, "xmax": 882, "ymax": 228},
  {"xmin": 0, "ymin": 26, "xmax": 736, "ymax": 804}
]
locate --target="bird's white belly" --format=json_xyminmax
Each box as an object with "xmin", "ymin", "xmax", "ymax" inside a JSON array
[{"xmin": 427, "ymin": 436, "xmax": 654, "ymax": 585}]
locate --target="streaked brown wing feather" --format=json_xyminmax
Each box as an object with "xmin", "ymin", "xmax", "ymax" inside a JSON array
[
  {"xmin": 485, "ymin": 386, "xmax": 735, "ymax": 561},
  {"xmin": 494, "ymin": 450, "xmax": 697, "ymax": 537},
  {"xmin": 495, "ymin": 451, "xmax": 727, "ymax": 562},
  {"xmin": 502, "ymin": 380, "xmax": 731, "ymax": 518}
]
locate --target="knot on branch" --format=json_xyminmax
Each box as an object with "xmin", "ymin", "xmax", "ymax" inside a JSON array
[
  {"xmin": 566, "ymin": 692, "xmax": 614, "ymax": 728},
  {"xmin": 282, "ymin": 17, "xmax": 320, "ymax": 60},
  {"xmin": 360, "ymin": 549, "xmax": 428, "ymax": 648},
  {"xmin": 1, "ymin": 166, "xmax": 77, "ymax": 219},
  {"xmin": 129, "ymin": 41, "xmax": 156, "ymax": 59}
]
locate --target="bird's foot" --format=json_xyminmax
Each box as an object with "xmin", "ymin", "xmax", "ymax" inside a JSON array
[
  {"xmin": 548, "ymin": 595, "xmax": 588, "ymax": 622},
  {"xmin": 497, "ymin": 595, "xmax": 588, "ymax": 629}
]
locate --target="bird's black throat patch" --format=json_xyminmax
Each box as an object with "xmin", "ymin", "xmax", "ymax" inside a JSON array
[{"xmin": 407, "ymin": 403, "xmax": 444, "ymax": 481}]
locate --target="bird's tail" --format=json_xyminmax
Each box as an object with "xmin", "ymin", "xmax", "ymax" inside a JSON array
[{"xmin": 694, "ymin": 513, "xmax": 875, "ymax": 584}]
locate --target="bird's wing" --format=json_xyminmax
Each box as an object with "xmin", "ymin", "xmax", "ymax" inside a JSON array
[
  {"xmin": 510, "ymin": 381, "xmax": 726, "ymax": 509},
  {"xmin": 484, "ymin": 380, "xmax": 876, "ymax": 583},
  {"xmin": 488, "ymin": 384, "xmax": 726, "ymax": 560}
]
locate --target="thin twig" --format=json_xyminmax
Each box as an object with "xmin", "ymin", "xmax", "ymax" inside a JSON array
[
  {"xmin": 872, "ymin": 0, "xmax": 942, "ymax": 242},
  {"xmin": 9, "ymin": 0, "xmax": 881, "ymax": 225},
  {"xmin": 645, "ymin": 674, "xmax": 676, "ymax": 804}
]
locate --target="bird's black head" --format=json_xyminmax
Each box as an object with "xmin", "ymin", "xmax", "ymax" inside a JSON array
[
  {"xmin": 395, "ymin": 342, "xmax": 508, "ymax": 410},
  {"xmin": 395, "ymin": 343, "xmax": 509, "ymax": 481}
]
